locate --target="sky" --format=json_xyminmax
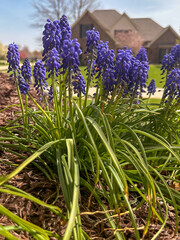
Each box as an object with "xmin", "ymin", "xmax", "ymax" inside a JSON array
[{"xmin": 0, "ymin": 0, "xmax": 179, "ymax": 52}]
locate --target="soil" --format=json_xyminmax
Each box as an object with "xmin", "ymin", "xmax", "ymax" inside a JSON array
[{"xmin": 0, "ymin": 72, "xmax": 179, "ymax": 239}]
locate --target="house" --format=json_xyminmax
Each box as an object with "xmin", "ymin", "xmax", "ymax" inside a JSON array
[{"xmin": 71, "ymin": 10, "xmax": 179, "ymax": 64}]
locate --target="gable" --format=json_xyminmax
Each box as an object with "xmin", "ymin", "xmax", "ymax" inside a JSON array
[
  {"xmin": 110, "ymin": 14, "xmax": 137, "ymax": 36},
  {"xmin": 131, "ymin": 18, "xmax": 163, "ymax": 42},
  {"xmin": 149, "ymin": 27, "xmax": 178, "ymax": 48},
  {"xmin": 71, "ymin": 11, "xmax": 117, "ymax": 52},
  {"xmin": 92, "ymin": 10, "xmax": 121, "ymax": 30}
]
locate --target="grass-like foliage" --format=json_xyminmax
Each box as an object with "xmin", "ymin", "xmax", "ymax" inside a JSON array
[{"xmin": 0, "ymin": 16, "xmax": 180, "ymax": 239}]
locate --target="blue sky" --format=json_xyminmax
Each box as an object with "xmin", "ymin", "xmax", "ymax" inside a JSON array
[{"xmin": 0, "ymin": 0, "xmax": 179, "ymax": 52}]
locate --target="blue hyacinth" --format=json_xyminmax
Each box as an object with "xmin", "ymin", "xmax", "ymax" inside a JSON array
[
  {"xmin": 136, "ymin": 47, "xmax": 148, "ymax": 62},
  {"xmin": 86, "ymin": 28, "xmax": 100, "ymax": 54},
  {"xmin": 128, "ymin": 58, "xmax": 149, "ymax": 96},
  {"xmin": 170, "ymin": 44, "xmax": 180, "ymax": 66},
  {"xmin": 147, "ymin": 79, "xmax": 156, "ymax": 95},
  {"xmin": 161, "ymin": 44, "xmax": 180, "ymax": 74},
  {"xmin": 18, "ymin": 74, "xmax": 30, "ymax": 95},
  {"xmin": 72, "ymin": 72, "xmax": 86, "ymax": 96},
  {"xmin": 21, "ymin": 58, "xmax": 32, "ymax": 83},
  {"xmin": 161, "ymin": 53, "xmax": 175, "ymax": 74},
  {"xmin": 61, "ymin": 38, "xmax": 82, "ymax": 73},
  {"xmin": 114, "ymin": 48, "xmax": 133, "ymax": 87},
  {"xmin": 42, "ymin": 19, "xmax": 62, "ymax": 58},
  {"xmin": 103, "ymin": 68, "xmax": 115, "ymax": 93},
  {"xmin": 45, "ymin": 48, "xmax": 60, "ymax": 77},
  {"xmin": 164, "ymin": 68, "xmax": 180, "ymax": 100},
  {"xmin": 59, "ymin": 15, "xmax": 71, "ymax": 47},
  {"xmin": 48, "ymin": 84, "xmax": 53, "ymax": 101},
  {"xmin": 7, "ymin": 43, "xmax": 20, "ymax": 73},
  {"xmin": 33, "ymin": 60, "xmax": 48, "ymax": 96},
  {"xmin": 96, "ymin": 41, "xmax": 115, "ymax": 78}
]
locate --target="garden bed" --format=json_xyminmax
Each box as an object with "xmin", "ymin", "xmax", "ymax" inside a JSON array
[{"xmin": 0, "ymin": 71, "xmax": 179, "ymax": 240}]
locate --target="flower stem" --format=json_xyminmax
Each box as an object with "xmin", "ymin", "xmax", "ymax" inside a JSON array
[
  {"xmin": 14, "ymin": 72, "xmax": 25, "ymax": 127},
  {"xmin": 84, "ymin": 58, "xmax": 93, "ymax": 108}
]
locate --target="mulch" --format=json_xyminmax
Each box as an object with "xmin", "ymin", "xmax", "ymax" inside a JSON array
[{"xmin": 0, "ymin": 72, "xmax": 180, "ymax": 239}]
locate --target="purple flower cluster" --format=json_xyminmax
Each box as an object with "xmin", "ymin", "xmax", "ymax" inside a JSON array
[
  {"xmin": 48, "ymin": 84, "xmax": 53, "ymax": 101},
  {"xmin": 72, "ymin": 72, "xmax": 86, "ymax": 96},
  {"xmin": 42, "ymin": 19, "xmax": 62, "ymax": 58},
  {"xmin": 59, "ymin": 15, "xmax": 71, "ymax": 47},
  {"xmin": 136, "ymin": 47, "xmax": 148, "ymax": 62},
  {"xmin": 128, "ymin": 59, "xmax": 149, "ymax": 95},
  {"xmin": 170, "ymin": 44, "xmax": 180, "ymax": 65},
  {"xmin": 21, "ymin": 58, "xmax": 32, "ymax": 83},
  {"xmin": 161, "ymin": 44, "xmax": 180, "ymax": 74},
  {"xmin": 33, "ymin": 60, "xmax": 48, "ymax": 95},
  {"xmin": 45, "ymin": 48, "xmax": 60, "ymax": 77},
  {"xmin": 18, "ymin": 75, "xmax": 30, "ymax": 95},
  {"xmin": 147, "ymin": 79, "xmax": 156, "ymax": 95},
  {"xmin": 164, "ymin": 68, "xmax": 180, "ymax": 100},
  {"xmin": 103, "ymin": 68, "xmax": 115, "ymax": 93},
  {"xmin": 61, "ymin": 39, "xmax": 82, "ymax": 73},
  {"xmin": 96, "ymin": 41, "xmax": 115, "ymax": 77},
  {"xmin": 86, "ymin": 28, "xmax": 100, "ymax": 53},
  {"xmin": 7, "ymin": 43, "xmax": 20, "ymax": 73},
  {"xmin": 114, "ymin": 48, "xmax": 133, "ymax": 86}
]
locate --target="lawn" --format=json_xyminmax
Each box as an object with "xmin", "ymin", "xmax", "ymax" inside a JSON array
[
  {"xmin": 0, "ymin": 64, "xmax": 166, "ymax": 88},
  {"xmin": 80, "ymin": 65, "xmax": 165, "ymax": 88},
  {"xmin": 147, "ymin": 64, "xmax": 165, "ymax": 88}
]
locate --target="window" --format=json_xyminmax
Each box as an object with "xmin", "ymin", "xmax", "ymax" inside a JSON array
[
  {"xmin": 114, "ymin": 29, "xmax": 132, "ymax": 36},
  {"xmin": 80, "ymin": 24, "xmax": 93, "ymax": 38}
]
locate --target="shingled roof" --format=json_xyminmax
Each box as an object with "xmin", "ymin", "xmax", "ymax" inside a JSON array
[
  {"xmin": 93, "ymin": 10, "xmax": 121, "ymax": 30},
  {"xmin": 91, "ymin": 10, "xmax": 169, "ymax": 47},
  {"xmin": 131, "ymin": 18, "xmax": 163, "ymax": 42}
]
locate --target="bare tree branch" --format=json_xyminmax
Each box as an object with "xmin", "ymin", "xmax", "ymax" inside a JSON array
[
  {"xmin": 30, "ymin": 0, "xmax": 99, "ymax": 29},
  {"xmin": 71, "ymin": 0, "xmax": 99, "ymax": 20},
  {"xmin": 31, "ymin": 0, "xmax": 71, "ymax": 28}
]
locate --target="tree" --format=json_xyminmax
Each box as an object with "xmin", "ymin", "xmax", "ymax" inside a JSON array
[
  {"xmin": 70, "ymin": 0, "xmax": 99, "ymax": 21},
  {"xmin": 0, "ymin": 42, "xmax": 7, "ymax": 60},
  {"xmin": 31, "ymin": 0, "xmax": 99, "ymax": 28}
]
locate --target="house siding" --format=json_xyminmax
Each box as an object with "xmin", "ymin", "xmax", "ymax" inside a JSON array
[
  {"xmin": 148, "ymin": 30, "xmax": 177, "ymax": 64},
  {"xmin": 71, "ymin": 12, "xmax": 116, "ymax": 64}
]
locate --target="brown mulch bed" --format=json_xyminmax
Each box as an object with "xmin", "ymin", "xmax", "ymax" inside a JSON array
[{"xmin": 0, "ymin": 72, "xmax": 180, "ymax": 239}]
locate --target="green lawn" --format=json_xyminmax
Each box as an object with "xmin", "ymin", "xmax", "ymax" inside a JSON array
[
  {"xmin": 0, "ymin": 64, "xmax": 165, "ymax": 89},
  {"xmin": 148, "ymin": 64, "xmax": 165, "ymax": 88},
  {"xmin": 80, "ymin": 65, "xmax": 165, "ymax": 88}
]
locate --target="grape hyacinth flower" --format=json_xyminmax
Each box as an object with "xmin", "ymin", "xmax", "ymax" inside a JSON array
[
  {"xmin": 7, "ymin": 43, "xmax": 20, "ymax": 74},
  {"xmin": 164, "ymin": 68, "xmax": 180, "ymax": 100},
  {"xmin": 95, "ymin": 41, "xmax": 115, "ymax": 78},
  {"xmin": 42, "ymin": 19, "xmax": 62, "ymax": 58},
  {"xmin": 128, "ymin": 58, "xmax": 149, "ymax": 96},
  {"xmin": 72, "ymin": 72, "xmax": 86, "ymax": 96},
  {"xmin": 33, "ymin": 60, "xmax": 48, "ymax": 96},
  {"xmin": 136, "ymin": 47, "xmax": 148, "ymax": 62},
  {"xmin": 161, "ymin": 53, "xmax": 175, "ymax": 74},
  {"xmin": 61, "ymin": 38, "xmax": 82, "ymax": 73},
  {"xmin": 48, "ymin": 84, "xmax": 53, "ymax": 101},
  {"xmin": 170, "ymin": 44, "xmax": 180, "ymax": 66},
  {"xmin": 59, "ymin": 15, "xmax": 71, "ymax": 47},
  {"xmin": 18, "ymin": 74, "xmax": 30, "ymax": 95},
  {"xmin": 86, "ymin": 28, "xmax": 100, "ymax": 54},
  {"xmin": 103, "ymin": 68, "xmax": 115, "ymax": 93},
  {"xmin": 45, "ymin": 48, "xmax": 60, "ymax": 77},
  {"xmin": 147, "ymin": 79, "xmax": 156, "ymax": 95},
  {"xmin": 114, "ymin": 48, "xmax": 133, "ymax": 87},
  {"xmin": 21, "ymin": 58, "xmax": 32, "ymax": 83}
]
